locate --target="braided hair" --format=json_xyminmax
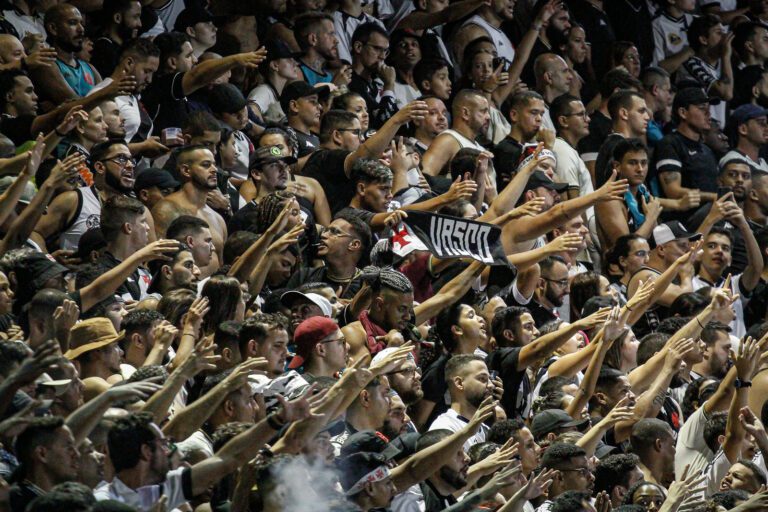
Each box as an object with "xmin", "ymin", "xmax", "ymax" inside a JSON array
[
  {"xmin": 255, "ymin": 191, "xmax": 297, "ymax": 234},
  {"xmin": 361, "ymin": 266, "xmax": 413, "ymax": 294}
]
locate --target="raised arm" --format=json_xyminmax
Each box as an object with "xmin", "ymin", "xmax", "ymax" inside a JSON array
[
  {"xmin": 181, "ymin": 49, "xmax": 267, "ymax": 96},
  {"xmin": 345, "ymin": 100, "xmax": 430, "ymax": 177},
  {"xmin": 723, "ymin": 337, "xmax": 760, "ymax": 463},
  {"xmin": 414, "ymin": 260, "xmax": 485, "ymax": 324},
  {"xmin": 79, "ymin": 239, "xmax": 180, "ymax": 312},
  {"xmin": 397, "ymin": 0, "xmax": 485, "ymax": 30},
  {"xmin": 518, "ymin": 307, "xmax": 610, "ymax": 369}
]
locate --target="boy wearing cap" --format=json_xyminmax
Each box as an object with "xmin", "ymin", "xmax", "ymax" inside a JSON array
[
  {"xmin": 281, "ymin": 81, "xmax": 328, "ymax": 157},
  {"xmin": 174, "ymin": 6, "xmax": 217, "ymax": 59},
  {"xmin": 728, "ymin": 104, "xmax": 768, "ymax": 172},
  {"xmin": 654, "ymin": 87, "xmax": 720, "ymax": 209},
  {"xmin": 248, "ymin": 40, "xmax": 301, "ymax": 125},
  {"xmin": 281, "ymin": 291, "xmax": 333, "ymax": 332},
  {"xmin": 208, "ymin": 83, "xmax": 252, "ymax": 180}
]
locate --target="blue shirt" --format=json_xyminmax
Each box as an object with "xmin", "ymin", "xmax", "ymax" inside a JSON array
[{"xmin": 56, "ymin": 58, "xmax": 97, "ymax": 97}]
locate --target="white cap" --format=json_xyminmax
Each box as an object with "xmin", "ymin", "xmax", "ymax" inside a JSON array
[{"xmin": 280, "ymin": 291, "xmax": 332, "ymax": 317}]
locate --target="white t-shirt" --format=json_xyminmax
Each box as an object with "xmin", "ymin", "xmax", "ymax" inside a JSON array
[
  {"xmin": 428, "ymin": 408, "xmax": 487, "ymax": 451},
  {"xmin": 675, "ymin": 405, "xmax": 714, "ymax": 480},
  {"xmin": 652, "ymin": 12, "xmax": 694, "ymax": 66},
  {"xmin": 94, "ymin": 467, "xmax": 191, "ymax": 511},
  {"xmin": 247, "ymin": 84, "xmax": 286, "ymax": 125}
]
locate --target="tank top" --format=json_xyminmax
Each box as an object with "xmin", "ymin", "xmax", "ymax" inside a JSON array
[
  {"xmin": 442, "ymin": 129, "xmax": 497, "ymax": 186},
  {"xmin": 55, "ymin": 59, "xmax": 97, "ymax": 97},
  {"xmin": 59, "ymin": 186, "xmax": 101, "ymax": 250},
  {"xmin": 300, "ymin": 63, "xmax": 333, "ymax": 87},
  {"xmin": 460, "ymin": 15, "xmax": 515, "ymax": 63},
  {"xmin": 630, "ymin": 265, "xmax": 667, "ymax": 336}
]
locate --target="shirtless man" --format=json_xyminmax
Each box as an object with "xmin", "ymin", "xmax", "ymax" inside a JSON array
[{"xmin": 152, "ymin": 145, "xmax": 227, "ymax": 275}]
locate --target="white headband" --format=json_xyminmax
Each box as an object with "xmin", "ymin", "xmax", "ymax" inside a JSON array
[{"xmin": 345, "ymin": 465, "xmax": 391, "ymax": 495}]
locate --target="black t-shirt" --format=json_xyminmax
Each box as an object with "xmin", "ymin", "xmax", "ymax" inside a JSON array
[
  {"xmin": 568, "ymin": 0, "xmax": 616, "ymax": 76},
  {"xmin": 420, "ymin": 479, "xmax": 457, "ymax": 512},
  {"xmin": 0, "ymin": 114, "xmax": 34, "ymax": 146},
  {"xmin": 493, "ymin": 136, "xmax": 524, "ymax": 190},
  {"xmin": 301, "ymin": 149, "xmax": 353, "ymax": 215},
  {"xmin": 284, "ymin": 265, "xmax": 363, "ymax": 299},
  {"xmin": 142, "ymin": 72, "xmax": 190, "ymax": 133},
  {"xmin": 290, "ymin": 127, "xmax": 320, "ymax": 157},
  {"xmin": 336, "ymin": 206, "xmax": 376, "ymax": 226},
  {"xmin": 577, "ymin": 111, "xmax": 613, "ymax": 161},
  {"xmin": 653, "ymin": 131, "xmax": 718, "ymax": 197},
  {"xmin": 605, "ymin": 0, "xmax": 655, "ymax": 68},
  {"xmin": 486, "ymin": 346, "xmax": 530, "ymax": 420},
  {"xmin": 594, "ymin": 133, "xmax": 625, "ymax": 187},
  {"xmin": 90, "ymin": 36, "xmax": 121, "ymax": 77},
  {"xmin": 420, "ymin": 352, "xmax": 451, "ymax": 426},
  {"xmin": 96, "ymin": 251, "xmax": 143, "ymax": 301}
]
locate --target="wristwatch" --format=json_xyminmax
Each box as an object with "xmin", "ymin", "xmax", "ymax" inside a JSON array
[{"xmin": 735, "ymin": 378, "xmax": 753, "ymax": 388}]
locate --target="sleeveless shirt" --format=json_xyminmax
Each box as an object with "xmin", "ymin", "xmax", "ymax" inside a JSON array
[
  {"xmin": 59, "ymin": 186, "xmax": 101, "ymax": 250},
  {"xmin": 460, "ymin": 15, "xmax": 515, "ymax": 63}
]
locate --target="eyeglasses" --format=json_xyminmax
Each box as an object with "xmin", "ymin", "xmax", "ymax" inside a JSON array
[
  {"xmin": 102, "ymin": 155, "xmax": 136, "ymax": 168},
  {"xmin": 543, "ymin": 277, "xmax": 569, "ymax": 287},
  {"xmin": 337, "ymin": 128, "xmax": 364, "ymax": 139},
  {"xmin": 564, "ymin": 111, "xmax": 588, "ymax": 119},
  {"xmin": 387, "ymin": 367, "xmax": 418, "ymax": 377},
  {"xmin": 559, "ymin": 467, "xmax": 592, "ymax": 477},
  {"xmin": 321, "ymin": 226, "xmax": 355, "ymax": 238},
  {"xmin": 320, "ymin": 336, "xmax": 346, "ymax": 345},
  {"xmin": 364, "ymin": 42, "xmax": 390, "ymax": 57}
]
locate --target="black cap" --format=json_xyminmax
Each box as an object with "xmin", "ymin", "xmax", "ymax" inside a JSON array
[
  {"xmin": 264, "ymin": 39, "xmax": 302, "ymax": 62},
  {"xmin": 208, "ymin": 83, "xmax": 247, "ymax": 114},
  {"xmin": 280, "ymin": 81, "xmax": 330, "ymax": 113},
  {"xmin": 340, "ymin": 431, "xmax": 391, "ymax": 458},
  {"xmin": 174, "ymin": 6, "xmax": 214, "ymax": 32},
  {"xmin": 523, "ymin": 170, "xmax": 569, "ymax": 193},
  {"xmin": 384, "ymin": 432, "xmax": 420, "ymax": 461},
  {"xmin": 17, "ymin": 252, "xmax": 69, "ymax": 290},
  {"xmin": 531, "ymin": 409, "xmax": 589, "ymax": 439},
  {"xmin": 337, "ymin": 452, "xmax": 389, "ymax": 493},
  {"xmin": 673, "ymin": 87, "xmax": 720, "ymax": 112},
  {"xmin": 74, "ymin": 228, "xmax": 107, "ymax": 261},
  {"xmin": 133, "ymin": 168, "xmax": 179, "ymax": 192},
  {"xmin": 249, "ymin": 145, "xmax": 297, "ymax": 170}
]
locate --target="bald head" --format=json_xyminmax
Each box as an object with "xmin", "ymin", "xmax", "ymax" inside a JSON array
[
  {"xmin": 534, "ymin": 53, "xmax": 573, "ymax": 97},
  {"xmin": 452, "ymin": 89, "xmax": 485, "ymax": 117},
  {"xmin": 0, "ymin": 35, "xmax": 24, "ymax": 64}
]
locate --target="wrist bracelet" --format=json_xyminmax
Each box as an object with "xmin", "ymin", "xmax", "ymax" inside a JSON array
[
  {"xmin": 266, "ymin": 412, "xmax": 286, "ymax": 430},
  {"xmin": 54, "ymin": 126, "xmax": 66, "ymax": 137},
  {"xmin": 625, "ymin": 304, "xmax": 634, "ymax": 312},
  {"xmin": 696, "ymin": 317, "xmax": 705, "ymax": 329}
]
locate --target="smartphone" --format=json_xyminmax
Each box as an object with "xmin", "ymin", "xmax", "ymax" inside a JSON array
[
  {"xmin": 490, "ymin": 370, "xmax": 499, "ymax": 380},
  {"xmin": 492, "ymin": 57, "xmax": 510, "ymax": 72},
  {"xmin": 717, "ymin": 186, "xmax": 732, "ymax": 198}
]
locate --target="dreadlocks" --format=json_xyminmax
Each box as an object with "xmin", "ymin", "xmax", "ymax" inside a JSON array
[{"xmin": 256, "ymin": 191, "xmax": 297, "ymax": 234}]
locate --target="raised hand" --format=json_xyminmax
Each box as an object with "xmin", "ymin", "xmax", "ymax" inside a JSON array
[
  {"xmin": 597, "ymin": 170, "xmax": 629, "ymax": 202},
  {"xmin": 55, "ymin": 106, "xmax": 88, "ymax": 137},
  {"xmin": 506, "ymin": 197, "xmax": 546, "ymax": 220},
  {"xmin": 24, "ymin": 46, "xmax": 57, "ymax": 68},
  {"xmin": 602, "ymin": 305, "xmax": 627, "ymax": 342},
  {"xmin": 383, "ymin": 210, "xmax": 408, "ymax": 229},
  {"xmin": 137, "ymin": 239, "xmax": 181, "ymax": 262},
  {"xmin": 389, "ymin": 137, "xmax": 410, "ymax": 173},
  {"xmin": 445, "ymin": 175, "xmax": 478, "ymax": 203},
  {"xmin": 52, "ymin": 299, "xmax": 79, "ymax": 342},
  {"xmin": 223, "ymin": 357, "xmax": 269, "ymax": 391},
  {"xmin": 9, "ymin": 339, "xmax": 61, "ymax": 386},
  {"xmin": 602, "ymin": 395, "xmax": 635, "ymax": 426},
  {"xmin": 392, "ymin": 100, "xmax": 429, "ymax": 125},
  {"xmin": 275, "ymin": 383, "xmax": 321, "ymax": 423},
  {"xmin": 369, "ymin": 342, "xmax": 415, "ymax": 375},
  {"xmin": 468, "ymin": 395, "xmax": 497, "ymax": 430},
  {"xmin": 179, "ymin": 335, "xmax": 220, "ymax": 376},
  {"xmin": 625, "ymin": 278, "xmax": 655, "ymax": 313},
  {"xmin": 548, "ymin": 233, "xmax": 583, "ymax": 254},
  {"xmin": 734, "ymin": 335, "xmax": 760, "ymax": 381},
  {"xmin": 666, "ymin": 337, "xmax": 695, "ymax": 370},
  {"xmin": 48, "ymin": 152, "xmax": 86, "ymax": 190},
  {"xmin": 478, "ymin": 463, "xmax": 522, "ymax": 499},
  {"xmin": 268, "ymin": 223, "xmax": 304, "ymax": 255},
  {"xmin": 23, "ymin": 133, "xmax": 45, "ymax": 177},
  {"xmin": 152, "ymin": 321, "xmax": 178, "ymax": 353},
  {"xmin": 106, "ymin": 380, "xmax": 163, "ymax": 403},
  {"xmin": 184, "ymin": 296, "xmax": 210, "ymax": 334},
  {"xmin": 234, "ymin": 47, "xmax": 269, "ymax": 68},
  {"xmin": 575, "ymin": 306, "xmax": 612, "ymax": 330}
]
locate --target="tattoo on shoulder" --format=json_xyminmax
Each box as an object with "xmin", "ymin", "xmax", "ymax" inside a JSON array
[{"xmin": 660, "ymin": 172, "xmax": 681, "ymax": 185}]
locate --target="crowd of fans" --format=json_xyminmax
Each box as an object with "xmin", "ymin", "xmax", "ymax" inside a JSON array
[{"xmin": 8, "ymin": 0, "xmax": 768, "ymax": 511}]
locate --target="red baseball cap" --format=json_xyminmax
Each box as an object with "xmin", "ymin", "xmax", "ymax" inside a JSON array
[{"xmin": 288, "ymin": 316, "xmax": 339, "ymax": 369}]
